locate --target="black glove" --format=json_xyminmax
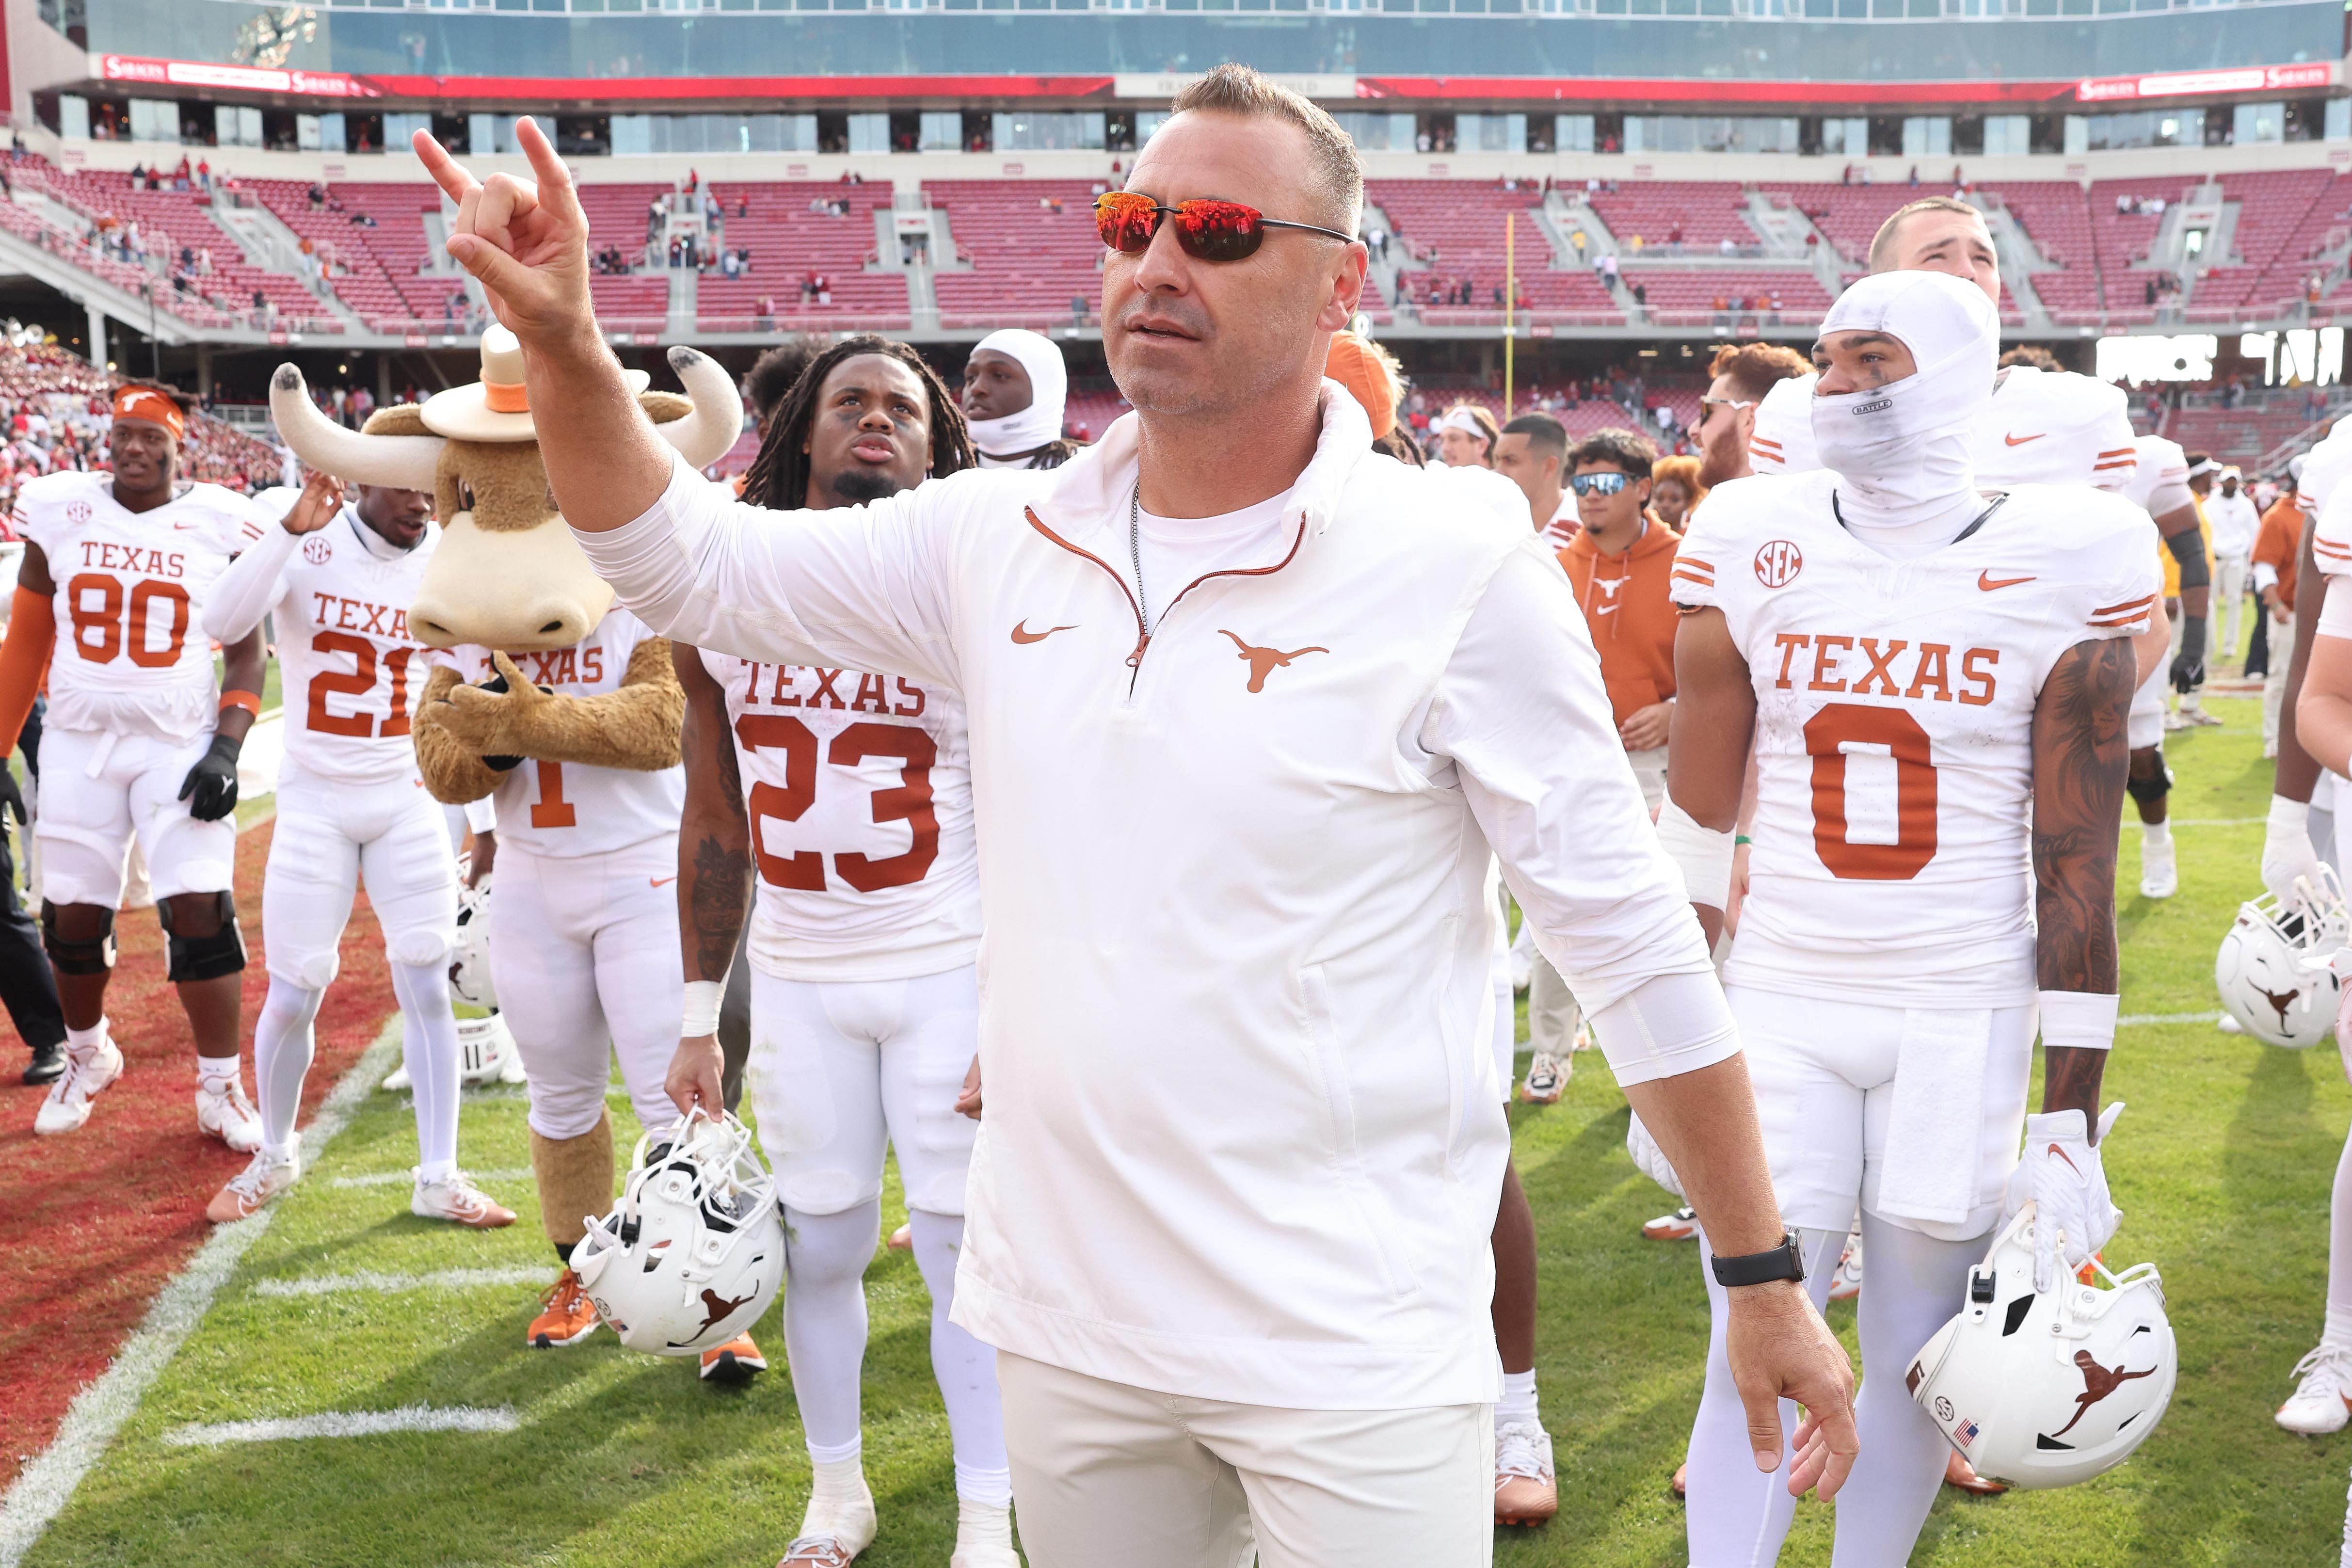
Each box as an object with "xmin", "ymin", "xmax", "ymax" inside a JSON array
[
  {"xmin": 2170, "ymin": 614, "xmax": 2208, "ymax": 695},
  {"xmin": 0, "ymin": 766, "xmax": 24, "ymax": 827},
  {"xmin": 177, "ymin": 733, "xmax": 242, "ymax": 822}
]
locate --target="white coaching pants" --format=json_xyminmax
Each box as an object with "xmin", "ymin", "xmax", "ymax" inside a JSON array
[
  {"xmin": 747, "ymin": 964, "xmax": 979, "ymax": 1217},
  {"xmin": 34, "ymin": 727, "xmax": 235, "ymax": 908},
  {"xmin": 996, "ymin": 1351, "xmax": 1493, "ymax": 1568},
  {"xmin": 262, "ymin": 768, "xmax": 457, "ymax": 986},
  {"xmin": 489, "ymin": 836, "xmax": 682, "ymax": 1142}
]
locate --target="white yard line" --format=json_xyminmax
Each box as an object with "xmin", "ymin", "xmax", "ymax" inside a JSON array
[
  {"xmin": 0, "ymin": 1014, "xmax": 405, "ymax": 1568},
  {"xmin": 2120, "ymin": 1010, "xmax": 2224, "ymax": 1027},
  {"xmin": 2167, "ymin": 817, "xmax": 2267, "ymax": 827},
  {"xmin": 327, "ymin": 1167, "xmax": 532, "ymax": 1189},
  {"xmin": 252, "ymin": 1267, "xmax": 547, "ymax": 1298},
  {"xmin": 161, "ymin": 1406, "xmax": 517, "ymax": 1448}
]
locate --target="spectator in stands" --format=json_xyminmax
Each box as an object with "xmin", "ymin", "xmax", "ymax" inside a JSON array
[
  {"xmin": 1433, "ymin": 403, "xmax": 1499, "ymax": 468},
  {"xmin": 961, "ymin": 329, "xmax": 1077, "ymax": 471},
  {"xmin": 1647, "ymin": 453, "xmax": 1705, "ymax": 531},
  {"xmin": 1694, "ymin": 339, "xmax": 1810, "ymax": 489},
  {"xmin": 1493, "ymin": 411, "xmax": 1571, "ymax": 544}
]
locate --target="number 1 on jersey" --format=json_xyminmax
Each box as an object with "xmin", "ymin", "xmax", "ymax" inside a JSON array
[{"xmin": 531, "ymin": 760, "xmax": 578, "ymax": 829}]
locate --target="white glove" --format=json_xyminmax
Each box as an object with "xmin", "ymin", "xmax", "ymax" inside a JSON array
[
  {"xmin": 2265, "ymin": 796, "xmax": 2324, "ymax": 907},
  {"xmin": 2004, "ymin": 1104, "xmax": 2124, "ymax": 1293}
]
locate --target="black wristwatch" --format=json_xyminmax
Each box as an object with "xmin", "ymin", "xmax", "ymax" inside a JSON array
[{"xmin": 1711, "ymin": 1231, "xmax": 1807, "ymax": 1288}]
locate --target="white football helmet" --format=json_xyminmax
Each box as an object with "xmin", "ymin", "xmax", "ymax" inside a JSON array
[
  {"xmin": 2215, "ymin": 869, "xmax": 2349, "ymax": 1048},
  {"xmin": 457, "ymin": 1012, "xmax": 526, "ymax": 1086},
  {"xmin": 448, "ymin": 863, "xmax": 496, "ymax": 1011},
  {"xmin": 1906, "ymin": 1202, "xmax": 2176, "ymax": 1490},
  {"xmin": 574, "ymin": 1111, "xmax": 783, "ymax": 1358}
]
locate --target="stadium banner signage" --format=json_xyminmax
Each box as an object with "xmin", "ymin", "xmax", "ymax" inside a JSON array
[
  {"xmin": 2075, "ymin": 62, "xmax": 2336, "ymax": 102},
  {"xmin": 1114, "ymin": 74, "xmax": 1356, "ymax": 100},
  {"xmin": 94, "ymin": 54, "xmax": 382, "ymax": 99}
]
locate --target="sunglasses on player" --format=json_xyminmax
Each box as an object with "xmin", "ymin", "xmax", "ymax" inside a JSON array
[
  {"xmin": 1568, "ymin": 471, "xmax": 1639, "ymax": 497},
  {"xmin": 1094, "ymin": 191, "xmax": 1356, "ymax": 263}
]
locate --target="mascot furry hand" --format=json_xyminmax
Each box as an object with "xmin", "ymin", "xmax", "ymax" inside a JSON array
[{"xmin": 413, "ymin": 647, "xmax": 684, "ymax": 806}]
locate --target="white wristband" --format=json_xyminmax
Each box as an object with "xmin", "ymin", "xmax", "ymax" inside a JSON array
[
  {"xmin": 463, "ymin": 796, "xmax": 498, "ymax": 833},
  {"xmin": 682, "ymin": 979, "xmax": 725, "ymax": 1039},
  {"xmin": 1654, "ymin": 796, "xmax": 1735, "ymax": 910},
  {"xmin": 2037, "ymin": 990, "xmax": 2119, "ymax": 1053},
  {"xmin": 2269, "ymin": 793, "xmax": 2311, "ymax": 837}
]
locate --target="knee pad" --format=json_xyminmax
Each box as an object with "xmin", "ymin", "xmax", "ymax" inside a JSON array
[
  {"xmin": 157, "ymin": 890, "xmax": 247, "ymax": 982},
  {"xmin": 288, "ymin": 950, "xmax": 341, "ymax": 991},
  {"xmin": 39, "ymin": 901, "xmax": 115, "ymax": 976},
  {"xmin": 386, "ymin": 926, "xmax": 452, "ymax": 970},
  {"xmin": 2126, "ymin": 750, "xmax": 2174, "ymax": 806}
]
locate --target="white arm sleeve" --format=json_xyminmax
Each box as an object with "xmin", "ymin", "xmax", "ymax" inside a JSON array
[
  {"xmin": 572, "ymin": 451, "xmax": 961, "ymax": 689},
  {"xmin": 198, "ymin": 520, "xmax": 300, "ymax": 643},
  {"xmin": 2319, "ymin": 577, "xmax": 2352, "ymax": 640},
  {"xmin": 1423, "ymin": 544, "xmax": 1736, "ymax": 1087},
  {"xmin": 464, "ymin": 796, "xmax": 497, "ymax": 833},
  {"xmin": 2254, "ymin": 562, "xmax": 2280, "ymax": 593}
]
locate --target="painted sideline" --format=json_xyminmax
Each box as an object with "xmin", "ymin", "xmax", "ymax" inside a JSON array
[
  {"xmin": 0, "ymin": 1014, "xmax": 404, "ymax": 1568},
  {"xmin": 162, "ymin": 1406, "xmax": 517, "ymax": 1448}
]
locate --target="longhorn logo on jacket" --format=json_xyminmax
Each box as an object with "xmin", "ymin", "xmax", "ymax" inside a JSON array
[{"xmin": 1219, "ymin": 630, "xmax": 1328, "ymax": 693}]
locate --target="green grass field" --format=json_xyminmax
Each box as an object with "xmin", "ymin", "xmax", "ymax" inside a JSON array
[{"xmin": 23, "ymin": 690, "xmax": 2352, "ymax": 1568}]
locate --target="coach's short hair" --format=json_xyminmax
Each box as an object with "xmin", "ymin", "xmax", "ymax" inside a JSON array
[
  {"xmin": 1869, "ymin": 196, "xmax": 1987, "ymax": 272},
  {"xmin": 1501, "ymin": 412, "xmax": 1568, "ymax": 461},
  {"xmin": 1171, "ymin": 64, "xmax": 1362, "ymax": 234},
  {"xmin": 2000, "ymin": 344, "xmax": 2063, "ymax": 372},
  {"xmin": 1706, "ymin": 342, "xmax": 1811, "ymax": 405},
  {"xmin": 1570, "ymin": 428, "xmax": 1658, "ymax": 480}
]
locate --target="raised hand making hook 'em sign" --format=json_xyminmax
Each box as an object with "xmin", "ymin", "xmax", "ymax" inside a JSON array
[{"xmin": 412, "ymin": 116, "xmax": 594, "ymax": 344}]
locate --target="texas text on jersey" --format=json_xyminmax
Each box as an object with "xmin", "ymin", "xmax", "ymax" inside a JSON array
[
  {"xmin": 1748, "ymin": 364, "xmax": 2137, "ymax": 493},
  {"xmin": 1671, "ymin": 470, "xmax": 2160, "ymax": 1007},
  {"xmin": 266, "ymin": 507, "xmax": 439, "ymax": 786},
  {"xmin": 705, "ymin": 651, "xmax": 982, "ymax": 984},
  {"xmin": 431, "ymin": 608, "xmax": 686, "ymax": 858},
  {"xmin": 13, "ymin": 468, "xmax": 266, "ymax": 743}
]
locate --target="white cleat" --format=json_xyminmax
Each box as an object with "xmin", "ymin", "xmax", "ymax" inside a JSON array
[
  {"xmin": 34, "ymin": 1036, "xmax": 125, "ymax": 1136},
  {"xmin": 2279, "ymin": 1345, "xmax": 2352, "ymax": 1434},
  {"xmin": 412, "ymin": 1168, "xmax": 517, "ymax": 1229},
  {"xmin": 196, "ymin": 1079, "xmax": 264, "ymax": 1152},
  {"xmin": 380, "ymin": 1061, "xmax": 412, "ymax": 1092},
  {"xmin": 2219, "ymin": 1013, "xmax": 2246, "ymax": 1035},
  {"xmin": 2140, "ymin": 835, "xmax": 2178, "ymax": 900},
  {"xmin": 1828, "ymin": 1228, "xmax": 1865, "ymax": 1302},
  {"xmin": 208, "ymin": 1148, "xmax": 300, "ymax": 1223},
  {"xmin": 949, "ymin": 1499, "xmax": 1023, "ymax": 1568},
  {"xmin": 1493, "ymin": 1421, "xmax": 1559, "ymax": 1526},
  {"xmin": 783, "ymin": 1477, "xmax": 877, "ymax": 1567},
  {"xmin": 1520, "ymin": 1051, "xmax": 1566, "ymax": 1104}
]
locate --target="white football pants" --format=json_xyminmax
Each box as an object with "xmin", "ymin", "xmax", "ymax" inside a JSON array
[
  {"xmin": 489, "ymin": 836, "xmax": 682, "ymax": 1143},
  {"xmin": 1686, "ymin": 987, "xmax": 2026, "ymax": 1566},
  {"xmin": 34, "ymin": 727, "xmax": 235, "ymax": 907},
  {"xmin": 996, "ymin": 1351, "xmax": 1493, "ymax": 1568},
  {"xmin": 750, "ymin": 966, "xmax": 1006, "ymax": 1501},
  {"xmin": 256, "ymin": 768, "xmax": 464, "ymax": 1176}
]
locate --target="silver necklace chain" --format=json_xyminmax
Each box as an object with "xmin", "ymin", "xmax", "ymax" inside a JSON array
[{"xmin": 1128, "ymin": 480, "xmax": 1150, "ymax": 634}]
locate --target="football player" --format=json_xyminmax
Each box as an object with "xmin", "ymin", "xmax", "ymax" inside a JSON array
[
  {"xmin": 196, "ymin": 470, "xmax": 512, "ymax": 1229},
  {"xmin": 2269, "ymin": 448, "xmax": 2352, "ymax": 1436},
  {"xmin": 2115, "ymin": 436, "xmax": 2204, "ymax": 899},
  {"xmin": 0, "ymin": 385, "xmax": 268, "ymax": 1147},
  {"xmin": 663, "ymin": 337, "xmax": 1017, "ymax": 1568},
  {"xmin": 1665, "ymin": 271, "xmax": 2154, "ymax": 1562}
]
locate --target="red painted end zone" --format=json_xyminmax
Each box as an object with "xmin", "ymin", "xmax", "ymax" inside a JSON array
[{"xmin": 0, "ymin": 818, "xmax": 396, "ymax": 1487}]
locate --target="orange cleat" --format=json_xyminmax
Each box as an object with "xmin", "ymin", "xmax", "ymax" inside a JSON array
[
  {"xmin": 700, "ymin": 1332, "xmax": 767, "ymax": 1383},
  {"xmin": 1944, "ymin": 1449, "xmax": 2006, "ymax": 1495},
  {"xmin": 527, "ymin": 1268, "xmax": 599, "ymax": 1348}
]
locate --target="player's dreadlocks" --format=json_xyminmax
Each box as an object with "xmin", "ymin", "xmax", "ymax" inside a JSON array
[{"xmin": 740, "ymin": 335, "xmax": 975, "ymax": 510}]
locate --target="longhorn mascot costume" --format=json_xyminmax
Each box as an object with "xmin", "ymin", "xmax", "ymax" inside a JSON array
[{"xmin": 271, "ymin": 330, "xmax": 753, "ymax": 1373}]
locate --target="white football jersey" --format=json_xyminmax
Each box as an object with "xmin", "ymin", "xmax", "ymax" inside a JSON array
[
  {"xmin": 432, "ymin": 608, "xmax": 684, "ymax": 859},
  {"xmin": 1748, "ymin": 365, "xmax": 2137, "ymax": 493},
  {"xmin": 706, "ymin": 648, "xmax": 981, "ymax": 984},
  {"xmin": 2119, "ymin": 434, "xmax": 2191, "ymax": 519},
  {"xmin": 2309, "ymin": 488, "xmax": 2352, "ymax": 584},
  {"xmin": 1673, "ymin": 473, "xmax": 2160, "ymax": 1007},
  {"xmin": 268, "ymin": 508, "xmax": 437, "ymax": 786},
  {"xmin": 15, "ymin": 469, "xmax": 266, "ymax": 742}
]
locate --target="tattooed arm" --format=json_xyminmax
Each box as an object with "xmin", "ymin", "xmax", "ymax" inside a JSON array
[
  {"xmin": 2029, "ymin": 636, "xmax": 2136, "ymax": 1134},
  {"xmin": 665, "ymin": 642, "xmax": 752, "ymax": 1117}
]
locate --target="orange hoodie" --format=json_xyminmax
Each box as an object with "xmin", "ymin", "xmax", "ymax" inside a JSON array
[{"xmin": 1558, "ymin": 518, "xmax": 1682, "ymax": 727}]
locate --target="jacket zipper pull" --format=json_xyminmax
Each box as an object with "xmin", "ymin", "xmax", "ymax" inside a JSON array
[{"xmin": 1127, "ymin": 632, "xmax": 1150, "ymax": 669}]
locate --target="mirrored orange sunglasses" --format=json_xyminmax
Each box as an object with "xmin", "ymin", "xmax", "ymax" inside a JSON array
[{"xmin": 1093, "ymin": 191, "xmax": 1356, "ymax": 263}]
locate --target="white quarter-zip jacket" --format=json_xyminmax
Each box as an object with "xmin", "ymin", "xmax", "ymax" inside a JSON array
[{"xmin": 579, "ymin": 383, "xmax": 1736, "ymax": 1409}]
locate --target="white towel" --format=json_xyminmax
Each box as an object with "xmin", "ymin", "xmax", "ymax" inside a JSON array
[{"xmin": 1875, "ymin": 1008, "xmax": 1992, "ymax": 1230}]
